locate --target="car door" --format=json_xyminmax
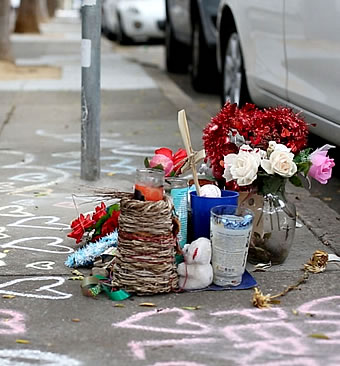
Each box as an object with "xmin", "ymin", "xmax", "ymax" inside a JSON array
[
  {"xmin": 236, "ymin": 0, "xmax": 286, "ymax": 101},
  {"xmin": 167, "ymin": 0, "xmax": 191, "ymax": 44},
  {"xmin": 285, "ymin": 0, "xmax": 340, "ymax": 124}
]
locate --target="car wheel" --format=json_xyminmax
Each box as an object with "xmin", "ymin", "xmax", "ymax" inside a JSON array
[
  {"xmin": 190, "ymin": 19, "xmax": 215, "ymax": 92},
  {"xmin": 117, "ymin": 13, "xmax": 131, "ymax": 45},
  {"xmin": 221, "ymin": 31, "xmax": 250, "ymax": 106},
  {"xmin": 165, "ymin": 18, "xmax": 189, "ymax": 73}
]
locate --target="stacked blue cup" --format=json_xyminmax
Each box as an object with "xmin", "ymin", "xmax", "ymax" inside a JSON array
[{"xmin": 190, "ymin": 190, "xmax": 239, "ymax": 240}]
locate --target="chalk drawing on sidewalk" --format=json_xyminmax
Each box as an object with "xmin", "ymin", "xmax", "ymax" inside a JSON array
[
  {"xmin": 10, "ymin": 199, "xmax": 36, "ymax": 207},
  {"xmin": 0, "ymin": 253, "xmax": 7, "ymax": 267},
  {"xmin": 9, "ymin": 172, "xmax": 51, "ymax": 183},
  {"xmin": 0, "ymin": 277, "xmax": 72, "ymax": 300},
  {"xmin": 114, "ymin": 308, "xmax": 212, "ymax": 335},
  {"xmin": 129, "ymin": 338, "xmax": 216, "ymax": 361},
  {"xmin": 26, "ymin": 261, "xmax": 55, "ymax": 270},
  {"xmin": 0, "ymin": 309, "xmax": 26, "ymax": 335},
  {"xmin": 148, "ymin": 363, "xmax": 207, "ymax": 366},
  {"xmin": 0, "ymin": 205, "xmax": 34, "ymax": 218},
  {"xmin": 0, "ymin": 237, "xmax": 73, "ymax": 254},
  {"xmin": 0, "ymin": 150, "xmax": 70, "ymax": 195},
  {"xmin": 0, "ymin": 227, "xmax": 10, "ymax": 240},
  {"xmin": 8, "ymin": 216, "xmax": 70, "ymax": 231},
  {"xmin": 114, "ymin": 296, "xmax": 340, "ymax": 365},
  {"xmin": 0, "ymin": 349, "xmax": 81, "ymax": 365}
]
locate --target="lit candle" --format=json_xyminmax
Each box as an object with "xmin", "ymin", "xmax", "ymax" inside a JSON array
[{"xmin": 134, "ymin": 168, "xmax": 164, "ymax": 201}]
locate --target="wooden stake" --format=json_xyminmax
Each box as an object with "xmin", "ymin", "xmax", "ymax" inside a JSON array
[{"xmin": 178, "ymin": 110, "xmax": 201, "ymax": 196}]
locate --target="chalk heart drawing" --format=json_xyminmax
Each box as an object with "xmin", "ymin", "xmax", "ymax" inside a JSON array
[
  {"xmin": 0, "ymin": 309, "xmax": 26, "ymax": 335},
  {"xmin": 9, "ymin": 172, "xmax": 49, "ymax": 183},
  {"xmin": 26, "ymin": 261, "xmax": 55, "ymax": 270},
  {"xmin": 0, "ymin": 237, "xmax": 74, "ymax": 254},
  {"xmin": 0, "ymin": 252, "xmax": 7, "ymax": 267},
  {"xmin": 8, "ymin": 216, "xmax": 70, "ymax": 231},
  {"xmin": 113, "ymin": 308, "xmax": 212, "ymax": 335},
  {"xmin": 0, "ymin": 349, "xmax": 81, "ymax": 366},
  {"xmin": 0, "ymin": 205, "xmax": 34, "ymax": 218},
  {"xmin": 0, "ymin": 277, "xmax": 72, "ymax": 300},
  {"xmin": 0, "ymin": 227, "xmax": 10, "ymax": 240}
]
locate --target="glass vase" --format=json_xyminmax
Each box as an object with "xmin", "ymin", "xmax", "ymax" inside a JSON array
[{"xmin": 240, "ymin": 187, "xmax": 296, "ymax": 265}]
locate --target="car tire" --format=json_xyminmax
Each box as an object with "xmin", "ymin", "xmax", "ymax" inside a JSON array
[
  {"xmin": 117, "ymin": 13, "xmax": 131, "ymax": 45},
  {"xmin": 221, "ymin": 31, "xmax": 250, "ymax": 106},
  {"xmin": 165, "ymin": 18, "xmax": 189, "ymax": 73},
  {"xmin": 190, "ymin": 19, "xmax": 217, "ymax": 92}
]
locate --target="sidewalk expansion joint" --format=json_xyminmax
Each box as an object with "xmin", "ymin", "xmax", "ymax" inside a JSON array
[{"xmin": 0, "ymin": 105, "xmax": 16, "ymax": 135}]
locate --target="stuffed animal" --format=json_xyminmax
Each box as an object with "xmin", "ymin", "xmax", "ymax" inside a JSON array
[{"xmin": 177, "ymin": 237, "xmax": 213, "ymax": 290}]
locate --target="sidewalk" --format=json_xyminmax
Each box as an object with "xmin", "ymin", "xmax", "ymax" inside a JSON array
[{"xmin": 0, "ymin": 13, "xmax": 339, "ymax": 366}]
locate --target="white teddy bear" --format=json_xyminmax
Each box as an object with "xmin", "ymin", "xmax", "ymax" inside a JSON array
[{"xmin": 177, "ymin": 237, "xmax": 213, "ymax": 290}]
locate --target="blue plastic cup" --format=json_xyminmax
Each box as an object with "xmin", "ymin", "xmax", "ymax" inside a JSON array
[{"xmin": 190, "ymin": 190, "xmax": 239, "ymax": 240}]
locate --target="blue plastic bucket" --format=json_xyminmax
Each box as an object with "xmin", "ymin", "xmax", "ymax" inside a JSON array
[{"xmin": 190, "ymin": 190, "xmax": 239, "ymax": 240}]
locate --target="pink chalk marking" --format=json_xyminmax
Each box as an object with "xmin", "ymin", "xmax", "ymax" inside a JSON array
[
  {"xmin": 234, "ymin": 337, "xmax": 309, "ymax": 365},
  {"xmin": 220, "ymin": 321, "xmax": 303, "ymax": 342},
  {"xmin": 129, "ymin": 337, "xmax": 216, "ymax": 360},
  {"xmin": 113, "ymin": 308, "xmax": 211, "ymax": 335},
  {"xmin": 211, "ymin": 307, "xmax": 287, "ymax": 322},
  {"xmin": 148, "ymin": 362, "xmax": 207, "ymax": 366},
  {"xmin": 0, "ymin": 309, "xmax": 26, "ymax": 335},
  {"xmin": 297, "ymin": 295, "xmax": 340, "ymax": 317},
  {"xmin": 255, "ymin": 358, "xmax": 324, "ymax": 366}
]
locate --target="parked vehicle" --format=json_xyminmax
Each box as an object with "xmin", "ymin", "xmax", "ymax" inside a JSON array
[
  {"xmin": 165, "ymin": 0, "xmax": 220, "ymax": 91},
  {"xmin": 102, "ymin": 0, "xmax": 165, "ymax": 45},
  {"xmin": 217, "ymin": 0, "xmax": 340, "ymax": 146}
]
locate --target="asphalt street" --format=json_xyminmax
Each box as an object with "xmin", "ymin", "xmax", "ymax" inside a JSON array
[{"xmin": 0, "ymin": 13, "xmax": 339, "ymax": 366}]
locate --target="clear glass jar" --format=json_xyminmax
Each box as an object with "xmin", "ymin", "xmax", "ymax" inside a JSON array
[
  {"xmin": 242, "ymin": 188, "xmax": 296, "ymax": 265},
  {"xmin": 134, "ymin": 168, "xmax": 164, "ymax": 201}
]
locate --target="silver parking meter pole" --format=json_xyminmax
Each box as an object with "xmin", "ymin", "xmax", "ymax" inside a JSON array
[{"xmin": 81, "ymin": 0, "xmax": 101, "ymax": 181}]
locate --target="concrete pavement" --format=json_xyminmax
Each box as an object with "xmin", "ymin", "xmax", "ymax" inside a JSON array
[{"xmin": 0, "ymin": 13, "xmax": 339, "ymax": 366}]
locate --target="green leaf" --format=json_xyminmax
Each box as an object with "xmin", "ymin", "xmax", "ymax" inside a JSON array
[
  {"xmin": 289, "ymin": 175, "xmax": 303, "ymax": 187},
  {"xmin": 152, "ymin": 164, "xmax": 164, "ymax": 171},
  {"xmin": 144, "ymin": 157, "xmax": 150, "ymax": 168},
  {"xmin": 107, "ymin": 203, "xmax": 120, "ymax": 216}
]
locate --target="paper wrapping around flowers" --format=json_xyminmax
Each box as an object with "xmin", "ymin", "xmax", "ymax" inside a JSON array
[{"xmin": 239, "ymin": 192, "xmax": 264, "ymax": 236}]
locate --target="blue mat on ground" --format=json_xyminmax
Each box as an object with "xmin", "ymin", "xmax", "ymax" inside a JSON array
[{"xmin": 189, "ymin": 270, "xmax": 257, "ymax": 292}]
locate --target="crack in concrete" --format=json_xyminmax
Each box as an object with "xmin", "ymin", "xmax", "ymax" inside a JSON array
[{"xmin": 0, "ymin": 104, "xmax": 15, "ymax": 136}]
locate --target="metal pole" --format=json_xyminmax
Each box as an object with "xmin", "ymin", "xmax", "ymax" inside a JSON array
[{"xmin": 81, "ymin": 0, "xmax": 101, "ymax": 181}]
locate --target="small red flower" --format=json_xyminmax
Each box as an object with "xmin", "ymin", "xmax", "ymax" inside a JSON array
[
  {"xmin": 68, "ymin": 214, "xmax": 95, "ymax": 244},
  {"xmin": 101, "ymin": 211, "xmax": 120, "ymax": 236},
  {"xmin": 155, "ymin": 147, "xmax": 173, "ymax": 159},
  {"xmin": 92, "ymin": 202, "xmax": 107, "ymax": 222},
  {"xmin": 172, "ymin": 148, "xmax": 187, "ymax": 173}
]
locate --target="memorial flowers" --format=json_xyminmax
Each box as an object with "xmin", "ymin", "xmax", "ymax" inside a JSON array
[
  {"xmin": 68, "ymin": 202, "xmax": 120, "ymax": 244},
  {"xmin": 203, "ymin": 102, "xmax": 335, "ymax": 193},
  {"xmin": 203, "ymin": 102, "xmax": 335, "ymax": 265},
  {"xmin": 144, "ymin": 147, "xmax": 187, "ymax": 177}
]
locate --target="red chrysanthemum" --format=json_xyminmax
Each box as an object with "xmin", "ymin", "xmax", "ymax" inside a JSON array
[
  {"xmin": 250, "ymin": 106, "xmax": 308, "ymax": 153},
  {"xmin": 203, "ymin": 102, "xmax": 309, "ymax": 180}
]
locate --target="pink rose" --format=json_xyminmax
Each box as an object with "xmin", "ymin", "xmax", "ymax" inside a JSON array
[
  {"xmin": 149, "ymin": 154, "xmax": 174, "ymax": 176},
  {"xmin": 308, "ymin": 144, "xmax": 335, "ymax": 184}
]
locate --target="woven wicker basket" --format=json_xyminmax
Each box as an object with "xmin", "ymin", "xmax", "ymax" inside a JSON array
[{"xmin": 113, "ymin": 195, "xmax": 179, "ymax": 295}]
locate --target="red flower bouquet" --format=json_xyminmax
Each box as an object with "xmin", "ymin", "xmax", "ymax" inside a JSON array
[{"xmin": 68, "ymin": 202, "xmax": 120, "ymax": 244}]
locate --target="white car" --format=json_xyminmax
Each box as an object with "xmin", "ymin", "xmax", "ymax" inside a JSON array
[
  {"xmin": 217, "ymin": 0, "xmax": 340, "ymax": 146},
  {"xmin": 102, "ymin": 0, "xmax": 165, "ymax": 44}
]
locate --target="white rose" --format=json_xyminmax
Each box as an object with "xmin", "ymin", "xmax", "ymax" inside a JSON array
[
  {"xmin": 261, "ymin": 150, "xmax": 297, "ymax": 177},
  {"xmin": 223, "ymin": 149, "xmax": 260, "ymax": 186}
]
